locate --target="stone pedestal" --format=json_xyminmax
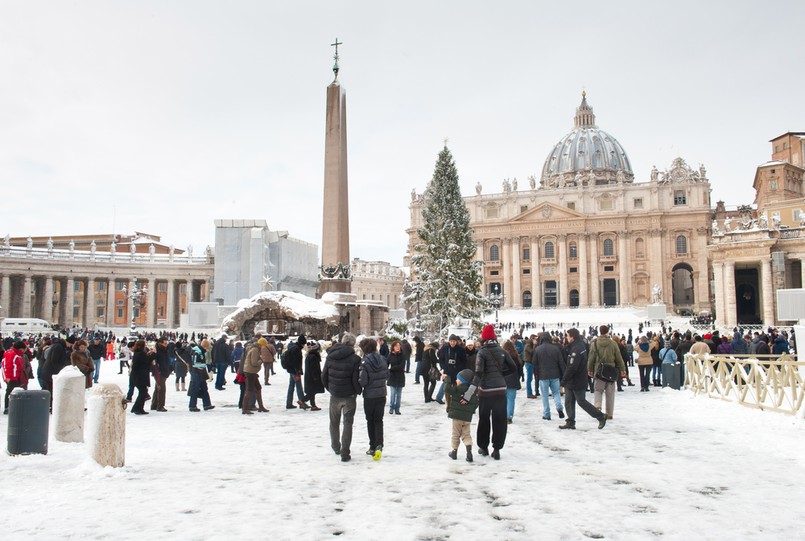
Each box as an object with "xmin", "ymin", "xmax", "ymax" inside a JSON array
[
  {"xmin": 86, "ymin": 384, "xmax": 127, "ymax": 467},
  {"xmin": 647, "ymin": 303, "xmax": 667, "ymax": 321},
  {"xmin": 52, "ymin": 366, "xmax": 86, "ymax": 443}
]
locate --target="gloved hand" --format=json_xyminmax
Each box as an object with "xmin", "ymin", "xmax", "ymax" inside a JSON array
[{"xmin": 461, "ymin": 384, "xmax": 477, "ymax": 403}]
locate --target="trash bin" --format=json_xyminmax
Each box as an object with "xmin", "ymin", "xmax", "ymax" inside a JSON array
[
  {"xmin": 662, "ymin": 363, "xmax": 681, "ymax": 390},
  {"xmin": 7, "ymin": 388, "xmax": 51, "ymax": 455}
]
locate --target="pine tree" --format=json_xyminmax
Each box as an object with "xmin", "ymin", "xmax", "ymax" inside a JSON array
[{"xmin": 410, "ymin": 145, "xmax": 488, "ymax": 335}]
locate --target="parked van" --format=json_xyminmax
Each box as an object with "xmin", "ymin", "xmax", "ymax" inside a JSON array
[{"xmin": 0, "ymin": 318, "xmax": 53, "ymax": 334}]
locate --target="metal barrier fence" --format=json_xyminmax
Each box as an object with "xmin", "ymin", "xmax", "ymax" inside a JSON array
[{"xmin": 685, "ymin": 353, "xmax": 805, "ymax": 417}]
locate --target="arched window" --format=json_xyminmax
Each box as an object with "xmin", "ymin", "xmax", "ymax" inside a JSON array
[
  {"xmin": 544, "ymin": 241, "xmax": 555, "ymax": 259},
  {"xmin": 635, "ymin": 237, "xmax": 645, "ymax": 258},
  {"xmin": 676, "ymin": 235, "xmax": 687, "ymax": 255},
  {"xmin": 489, "ymin": 244, "xmax": 500, "ymax": 261},
  {"xmin": 603, "ymin": 238, "xmax": 614, "ymax": 256},
  {"xmin": 523, "ymin": 291, "xmax": 532, "ymax": 308},
  {"xmin": 569, "ymin": 242, "xmax": 577, "ymax": 259}
]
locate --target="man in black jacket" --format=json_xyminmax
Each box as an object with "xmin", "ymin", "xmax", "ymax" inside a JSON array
[
  {"xmin": 322, "ymin": 332, "xmax": 363, "ymax": 462},
  {"xmin": 559, "ymin": 328, "xmax": 606, "ymax": 430},
  {"xmin": 285, "ymin": 335, "xmax": 309, "ymax": 410},
  {"xmin": 211, "ymin": 334, "xmax": 231, "ymax": 390},
  {"xmin": 88, "ymin": 336, "xmax": 106, "ymax": 384}
]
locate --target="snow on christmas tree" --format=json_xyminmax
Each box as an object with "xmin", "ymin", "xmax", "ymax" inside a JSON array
[{"xmin": 409, "ymin": 145, "xmax": 487, "ymax": 335}]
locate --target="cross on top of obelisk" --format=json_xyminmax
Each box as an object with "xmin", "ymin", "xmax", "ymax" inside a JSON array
[{"xmin": 331, "ymin": 38, "xmax": 342, "ymax": 80}]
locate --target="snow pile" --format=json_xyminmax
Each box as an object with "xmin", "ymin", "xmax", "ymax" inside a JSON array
[{"xmin": 222, "ymin": 290, "xmax": 340, "ymax": 333}]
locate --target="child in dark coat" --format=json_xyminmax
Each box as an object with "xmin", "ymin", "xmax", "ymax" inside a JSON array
[{"xmin": 442, "ymin": 368, "xmax": 479, "ymax": 462}]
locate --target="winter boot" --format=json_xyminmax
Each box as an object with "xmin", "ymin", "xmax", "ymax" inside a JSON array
[
  {"xmin": 558, "ymin": 422, "xmax": 576, "ymax": 430},
  {"xmin": 465, "ymin": 445, "xmax": 473, "ymax": 463},
  {"xmin": 491, "ymin": 448, "xmax": 500, "ymax": 460},
  {"xmin": 448, "ymin": 449, "xmax": 458, "ymax": 460},
  {"xmin": 175, "ymin": 381, "xmax": 180, "ymax": 392}
]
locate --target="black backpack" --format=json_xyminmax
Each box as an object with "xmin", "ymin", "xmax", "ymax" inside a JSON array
[{"xmin": 280, "ymin": 345, "xmax": 292, "ymax": 371}]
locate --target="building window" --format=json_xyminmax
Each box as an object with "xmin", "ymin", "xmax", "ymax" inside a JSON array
[
  {"xmin": 676, "ymin": 235, "xmax": 687, "ymax": 255},
  {"xmin": 569, "ymin": 242, "xmax": 577, "ymax": 259},
  {"xmin": 674, "ymin": 190, "xmax": 687, "ymax": 205},
  {"xmin": 599, "ymin": 198, "xmax": 614, "ymax": 211},
  {"xmin": 522, "ymin": 247, "xmax": 530, "ymax": 261},
  {"xmin": 490, "ymin": 270, "xmax": 499, "ymax": 276},
  {"xmin": 570, "ymin": 267, "xmax": 577, "ymax": 273},
  {"xmin": 96, "ymin": 307, "xmax": 104, "ymax": 318},
  {"xmin": 116, "ymin": 299, "xmax": 124, "ymax": 306},
  {"xmin": 158, "ymin": 282, "xmax": 167, "ymax": 292},
  {"xmin": 117, "ymin": 308, "xmax": 124, "ymax": 318},
  {"xmin": 116, "ymin": 282, "xmax": 125, "ymax": 291},
  {"xmin": 603, "ymin": 239, "xmax": 614, "ymax": 256},
  {"xmin": 489, "ymin": 244, "xmax": 500, "ymax": 261},
  {"xmin": 520, "ymin": 205, "xmax": 528, "ymax": 213},
  {"xmin": 794, "ymin": 209, "xmax": 803, "ymax": 222},
  {"xmin": 635, "ymin": 238, "xmax": 645, "ymax": 258},
  {"xmin": 485, "ymin": 207, "xmax": 499, "ymax": 219},
  {"xmin": 634, "ymin": 198, "xmax": 643, "ymax": 209},
  {"xmin": 544, "ymin": 241, "xmax": 555, "ymax": 259},
  {"xmin": 523, "ymin": 269, "xmax": 531, "ymax": 275},
  {"xmin": 604, "ymin": 265, "xmax": 614, "ymax": 272},
  {"xmin": 567, "ymin": 202, "xmax": 575, "ymax": 210},
  {"xmin": 98, "ymin": 281, "xmax": 106, "ymax": 291}
]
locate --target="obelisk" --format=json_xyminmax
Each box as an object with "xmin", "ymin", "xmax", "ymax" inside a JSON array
[{"xmin": 319, "ymin": 38, "xmax": 352, "ymax": 295}]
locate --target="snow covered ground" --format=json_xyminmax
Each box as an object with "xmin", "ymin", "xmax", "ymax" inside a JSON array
[{"xmin": 1, "ymin": 358, "xmax": 803, "ymax": 540}]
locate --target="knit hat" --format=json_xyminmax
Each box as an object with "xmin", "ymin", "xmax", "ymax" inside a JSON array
[
  {"xmin": 457, "ymin": 368, "xmax": 474, "ymax": 385},
  {"xmin": 257, "ymin": 338, "xmax": 268, "ymax": 347},
  {"xmin": 297, "ymin": 334, "xmax": 307, "ymax": 346},
  {"xmin": 481, "ymin": 324, "xmax": 496, "ymax": 342},
  {"xmin": 449, "ymin": 334, "xmax": 460, "ymax": 342}
]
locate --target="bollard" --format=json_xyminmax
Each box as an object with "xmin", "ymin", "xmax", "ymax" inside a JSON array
[
  {"xmin": 86, "ymin": 384, "xmax": 127, "ymax": 467},
  {"xmin": 52, "ymin": 365, "xmax": 87, "ymax": 443},
  {"xmin": 7, "ymin": 388, "xmax": 51, "ymax": 455}
]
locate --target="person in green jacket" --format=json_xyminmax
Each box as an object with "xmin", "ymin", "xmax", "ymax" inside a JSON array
[
  {"xmin": 587, "ymin": 325, "xmax": 627, "ymax": 420},
  {"xmin": 442, "ymin": 368, "xmax": 479, "ymax": 463}
]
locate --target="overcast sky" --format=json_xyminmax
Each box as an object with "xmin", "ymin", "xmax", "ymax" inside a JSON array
[{"xmin": 2, "ymin": 1, "xmax": 804, "ymax": 266}]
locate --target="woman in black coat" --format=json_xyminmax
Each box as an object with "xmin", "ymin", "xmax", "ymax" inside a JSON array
[
  {"xmin": 130, "ymin": 340, "xmax": 152, "ymax": 415},
  {"xmin": 423, "ymin": 342, "xmax": 439, "ymax": 403},
  {"xmin": 303, "ymin": 342, "xmax": 325, "ymax": 411},
  {"xmin": 386, "ymin": 340, "xmax": 406, "ymax": 415}
]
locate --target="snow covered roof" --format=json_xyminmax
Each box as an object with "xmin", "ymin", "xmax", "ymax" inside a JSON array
[{"xmin": 222, "ymin": 290, "xmax": 340, "ymax": 335}]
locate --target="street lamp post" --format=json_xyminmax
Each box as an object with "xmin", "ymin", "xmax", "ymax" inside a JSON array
[
  {"xmin": 488, "ymin": 284, "xmax": 503, "ymax": 325},
  {"xmin": 122, "ymin": 277, "xmax": 147, "ymax": 336}
]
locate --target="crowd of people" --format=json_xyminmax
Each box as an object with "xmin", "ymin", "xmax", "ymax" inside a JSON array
[{"xmin": 0, "ymin": 320, "xmax": 797, "ymax": 463}]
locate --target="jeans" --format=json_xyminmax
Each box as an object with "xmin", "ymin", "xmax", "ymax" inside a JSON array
[
  {"xmin": 287, "ymin": 374, "xmax": 305, "ymax": 406},
  {"xmin": 92, "ymin": 358, "xmax": 101, "ymax": 383},
  {"xmin": 564, "ymin": 388, "xmax": 604, "ymax": 425},
  {"xmin": 506, "ymin": 388, "xmax": 517, "ymax": 419},
  {"xmin": 651, "ymin": 364, "xmax": 662, "ymax": 384},
  {"xmin": 363, "ymin": 396, "xmax": 386, "ymax": 450},
  {"xmin": 404, "ymin": 356, "xmax": 411, "ymax": 373},
  {"xmin": 188, "ymin": 372, "xmax": 211, "ymax": 409},
  {"xmin": 476, "ymin": 395, "xmax": 507, "ymax": 451},
  {"xmin": 415, "ymin": 360, "xmax": 423, "ymax": 384},
  {"xmin": 215, "ymin": 363, "xmax": 228, "ymax": 389},
  {"xmin": 389, "ymin": 386, "xmax": 402, "ymax": 413},
  {"xmin": 539, "ymin": 378, "xmax": 563, "ymax": 417},
  {"xmin": 639, "ymin": 365, "xmax": 652, "ymax": 390},
  {"xmin": 525, "ymin": 363, "xmax": 534, "ymax": 395},
  {"xmin": 435, "ymin": 381, "xmax": 445, "ymax": 401},
  {"xmin": 329, "ymin": 395, "xmax": 357, "ymax": 458}
]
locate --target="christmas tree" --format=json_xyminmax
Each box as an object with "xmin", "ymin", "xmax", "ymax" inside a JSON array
[{"xmin": 409, "ymin": 145, "xmax": 488, "ymax": 335}]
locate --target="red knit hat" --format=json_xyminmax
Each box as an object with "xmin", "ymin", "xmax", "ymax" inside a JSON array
[{"xmin": 481, "ymin": 324, "xmax": 496, "ymax": 342}]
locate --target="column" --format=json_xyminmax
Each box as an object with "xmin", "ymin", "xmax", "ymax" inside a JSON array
[
  {"xmin": 723, "ymin": 261, "xmax": 736, "ymax": 329},
  {"xmin": 590, "ymin": 234, "xmax": 600, "ymax": 306},
  {"xmin": 128, "ymin": 278, "xmax": 136, "ymax": 327},
  {"xmin": 65, "ymin": 278, "xmax": 75, "ymax": 326},
  {"xmin": 22, "ymin": 275, "xmax": 32, "ymax": 318},
  {"xmin": 618, "ymin": 231, "xmax": 630, "ymax": 306},
  {"xmin": 147, "ymin": 279, "xmax": 157, "ymax": 328},
  {"xmin": 761, "ymin": 258, "xmax": 775, "ymax": 326},
  {"xmin": 0, "ymin": 275, "xmax": 9, "ymax": 319},
  {"xmin": 649, "ymin": 229, "xmax": 664, "ymax": 303},
  {"xmin": 511, "ymin": 238, "xmax": 521, "ymax": 308},
  {"xmin": 801, "ymin": 257, "xmax": 805, "ymax": 288},
  {"xmin": 530, "ymin": 237, "xmax": 540, "ymax": 308},
  {"xmin": 579, "ymin": 233, "xmax": 589, "ymax": 307},
  {"xmin": 43, "ymin": 276, "xmax": 54, "ymax": 323},
  {"xmin": 106, "ymin": 279, "xmax": 116, "ymax": 327},
  {"xmin": 713, "ymin": 262, "xmax": 725, "ymax": 328},
  {"xmin": 166, "ymin": 279, "xmax": 176, "ymax": 328},
  {"xmin": 558, "ymin": 235, "xmax": 568, "ymax": 307},
  {"xmin": 86, "ymin": 278, "xmax": 95, "ymax": 328},
  {"xmin": 501, "ymin": 239, "xmax": 512, "ymax": 308}
]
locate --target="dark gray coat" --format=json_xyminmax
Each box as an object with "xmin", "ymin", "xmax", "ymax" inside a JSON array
[
  {"xmin": 322, "ymin": 343, "xmax": 362, "ymax": 398},
  {"xmin": 359, "ymin": 352, "xmax": 388, "ymax": 399},
  {"xmin": 533, "ymin": 332, "xmax": 566, "ymax": 380}
]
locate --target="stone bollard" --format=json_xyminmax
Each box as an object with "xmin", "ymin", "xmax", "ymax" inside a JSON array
[
  {"xmin": 86, "ymin": 384, "xmax": 127, "ymax": 467},
  {"xmin": 52, "ymin": 365, "xmax": 87, "ymax": 443}
]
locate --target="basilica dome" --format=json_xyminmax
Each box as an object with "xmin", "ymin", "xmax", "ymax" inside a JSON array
[{"xmin": 540, "ymin": 93, "xmax": 633, "ymax": 188}]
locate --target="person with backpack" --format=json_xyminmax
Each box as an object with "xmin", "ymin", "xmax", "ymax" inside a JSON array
[
  {"xmin": 240, "ymin": 340, "xmax": 269, "ymax": 415},
  {"xmin": 283, "ymin": 335, "xmax": 309, "ymax": 410},
  {"xmin": 587, "ymin": 325, "xmax": 626, "ymax": 421}
]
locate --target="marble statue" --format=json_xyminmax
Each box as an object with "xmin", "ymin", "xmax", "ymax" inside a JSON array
[
  {"xmin": 129, "ymin": 243, "xmax": 136, "ymax": 255},
  {"xmin": 723, "ymin": 217, "xmax": 733, "ymax": 232},
  {"xmin": 47, "ymin": 238, "xmax": 54, "ymax": 252},
  {"xmin": 26, "ymin": 237, "xmax": 33, "ymax": 250},
  {"xmin": 3, "ymin": 234, "xmax": 9, "ymax": 248},
  {"xmin": 149, "ymin": 243, "xmax": 155, "ymax": 255},
  {"xmin": 411, "ymin": 188, "xmax": 416, "ymax": 201},
  {"xmin": 587, "ymin": 170, "xmax": 596, "ymax": 185},
  {"xmin": 503, "ymin": 179, "xmax": 511, "ymax": 193},
  {"xmin": 574, "ymin": 171, "xmax": 583, "ymax": 187},
  {"xmin": 699, "ymin": 164, "xmax": 706, "ymax": 179},
  {"xmin": 616, "ymin": 169, "xmax": 626, "ymax": 183},
  {"xmin": 772, "ymin": 214, "xmax": 781, "ymax": 229},
  {"xmin": 652, "ymin": 284, "xmax": 662, "ymax": 304},
  {"xmin": 110, "ymin": 242, "xmax": 116, "ymax": 255},
  {"xmin": 475, "ymin": 181, "xmax": 482, "ymax": 195},
  {"xmin": 651, "ymin": 166, "xmax": 659, "ymax": 182},
  {"xmin": 711, "ymin": 220, "xmax": 721, "ymax": 235},
  {"xmin": 511, "ymin": 178, "xmax": 518, "ymax": 192},
  {"xmin": 528, "ymin": 175, "xmax": 536, "ymax": 190},
  {"xmin": 68, "ymin": 239, "xmax": 75, "ymax": 252}
]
